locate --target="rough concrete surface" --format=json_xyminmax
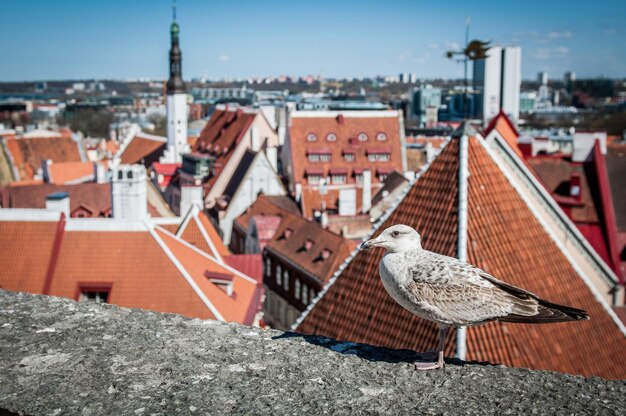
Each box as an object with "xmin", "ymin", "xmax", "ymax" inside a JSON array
[{"xmin": 0, "ymin": 290, "xmax": 624, "ymax": 416}]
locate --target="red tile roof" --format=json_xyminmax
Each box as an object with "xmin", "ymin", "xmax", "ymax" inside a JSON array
[
  {"xmin": 177, "ymin": 208, "xmax": 230, "ymax": 260},
  {"xmin": 1, "ymin": 183, "xmax": 111, "ymax": 217},
  {"xmin": 266, "ymin": 214, "xmax": 357, "ymax": 285},
  {"xmin": 233, "ymin": 194, "xmax": 300, "ymax": 233},
  {"xmin": 483, "ymin": 110, "xmax": 523, "ymax": 159},
  {"xmin": 0, "ymin": 213, "xmax": 260, "ymax": 324},
  {"xmin": 192, "ymin": 108, "xmax": 257, "ymax": 185},
  {"xmin": 119, "ymin": 133, "xmax": 167, "ymax": 165},
  {"xmin": 4, "ymin": 136, "xmax": 82, "ymax": 181},
  {"xmin": 47, "ymin": 162, "xmax": 94, "ymax": 184},
  {"xmin": 297, "ymin": 136, "xmax": 626, "ymax": 379},
  {"xmin": 225, "ymin": 254, "xmax": 263, "ymax": 284},
  {"xmin": 288, "ymin": 111, "xmax": 403, "ymax": 217}
]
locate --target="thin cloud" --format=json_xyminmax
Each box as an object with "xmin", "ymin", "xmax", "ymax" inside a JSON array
[
  {"xmin": 530, "ymin": 46, "xmax": 570, "ymax": 60},
  {"xmin": 427, "ymin": 43, "xmax": 439, "ymax": 50},
  {"xmin": 217, "ymin": 54, "xmax": 230, "ymax": 61},
  {"xmin": 604, "ymin": 28, "xmax": 617, "ymax": 35}
]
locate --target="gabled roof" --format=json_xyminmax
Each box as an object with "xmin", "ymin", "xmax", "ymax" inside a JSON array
[
  {"xmin": 483, "ymin": 110, "xmax": 523, "ymax": 159},
  {"xmin": 4, "ymin": 135, "xmax": 82, "ymax": 181},
  {"xmin": 0, "ymin": 211, "xmax": 260, "ymax": 325},
  {"xmin": 371, "ymin": 171, "xmax": 409, "ymax": 207},
  {"xmin": 266, "ymin": 214, "xmax": 357, "ymax": 285},
  {"xmin": 119, "ymin": 132, "xmax": 167, "ymax": 165},
  {"xmin": 192, "ymin": 107, "xmax": 257, "ymax": 186},
  {"xmin": 233, "ymin": 194, "xmax": 300, "ymax": 233},
  {"xmin": 176, "ymin": 206, "xmax": 230, "ymax": 261},
  {"xmin": 296, "ymin": 135, "xmax": 626, "ymax": 379}
]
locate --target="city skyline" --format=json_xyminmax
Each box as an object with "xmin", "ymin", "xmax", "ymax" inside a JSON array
[{"xmin": 1, "ymin": 0, "xmax": 625, "ymax": 82}]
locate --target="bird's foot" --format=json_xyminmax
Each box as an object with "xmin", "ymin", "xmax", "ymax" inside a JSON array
[
  {"xmin": 415, "ymin": 350, "xmax": 438, "ymax": 360},
  {"xmin": 413, "ymin": 360, "xmax": 444, "ymax": 371}
]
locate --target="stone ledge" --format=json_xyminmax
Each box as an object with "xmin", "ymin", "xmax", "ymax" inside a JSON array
[{"xmin": 0, "ymin": 290, "xmax": 624, "ymax": 415}]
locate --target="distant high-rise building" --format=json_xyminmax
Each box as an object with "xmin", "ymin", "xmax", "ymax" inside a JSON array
[
  {"xmin": 538, "ymin": 71, "xmax": 548, "ymax": 86},
  {"xmin": 564, "ymin": 71, "xmax": 576, "ymax": 92},
  {"xmin": 410, "ymin": 86, "xmax": 442, "ymax": 125},
  {"xmin": 473, "ymin": 46, "xmax": 521, "ymax": 124},
  {"xmin": 162, "ymin": 7, "xmax": 189, "ymax": 164}
]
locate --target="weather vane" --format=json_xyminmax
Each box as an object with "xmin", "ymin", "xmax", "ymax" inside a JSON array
[{"xmin": 445, "ymin": 17, "xmax": 491, "ymax": 118}]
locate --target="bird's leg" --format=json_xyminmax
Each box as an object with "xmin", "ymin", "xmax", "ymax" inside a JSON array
[{"xmin": 414, "ymin": 326, "xmax": 448, "ymax": 371}]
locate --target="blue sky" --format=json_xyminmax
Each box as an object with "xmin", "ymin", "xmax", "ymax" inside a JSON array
[{"xmin": 1, "ymin": 0, "xmax": 624, "ymax": 82}]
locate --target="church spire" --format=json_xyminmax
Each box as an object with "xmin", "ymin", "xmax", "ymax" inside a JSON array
[{"xmin": 166, "ymin": 2, "xmax": 185, "ymax": 95}]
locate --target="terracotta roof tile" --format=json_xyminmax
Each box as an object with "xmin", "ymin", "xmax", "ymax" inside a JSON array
[
  {"xmin": 1, "ymin": 183, "xmax": 111, "ymax": 217},
  {"xmin": 266, "ymin": 215, "xmax": 356, "ymax": 285},
  {"xmin": 120, "ymin": 133, "xmax": 167, "ymax": 165},
  {"xmin": 5, "ymin": 136, "xmax": 82, "ymax": 180},
  {"xmin": 234, "ymin": 195, "xmax": 300, "ymax": 232},
  {"xmin": 288, "ymin": 112, "xmax": 403, "ymax": 217},
  {"xmin": 297, "ymin": 137, "xmax": 626, "ymax": 379},
  {"xmin": 47, "ymin": 162, "xmax": 94, "ymax": 184},
  {"xmin": 225, "ymin": 254, "xmax": 263, "ymax": 284}
]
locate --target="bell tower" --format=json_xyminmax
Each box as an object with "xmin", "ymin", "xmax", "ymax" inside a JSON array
[{"xmin": 162, "ymin": 3, "xmax": 189, "ymax": 163}]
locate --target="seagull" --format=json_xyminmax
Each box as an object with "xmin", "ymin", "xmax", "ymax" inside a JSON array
[{"xmin": 360, "ymin": 224, "xmax": 589, "ymax": 370}]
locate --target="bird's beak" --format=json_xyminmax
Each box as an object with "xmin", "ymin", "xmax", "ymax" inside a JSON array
[{"xmin": 360, "ymin": 237, "xmax": 384, "ymax": 250}]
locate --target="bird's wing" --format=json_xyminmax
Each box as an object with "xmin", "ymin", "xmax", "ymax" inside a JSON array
[{"xmin": 406, "ymin": 257, "xmax": 539, "ymax": 325}]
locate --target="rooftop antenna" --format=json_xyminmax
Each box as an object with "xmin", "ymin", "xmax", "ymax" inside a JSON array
[{"xmin": 172, "ymin": 0, "xmax": 177, "ymax": 21}]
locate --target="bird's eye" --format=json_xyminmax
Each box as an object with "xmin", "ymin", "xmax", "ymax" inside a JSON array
[{"xmin": 392, "ymin": 231, "xmax": 400, "ymax": 237}]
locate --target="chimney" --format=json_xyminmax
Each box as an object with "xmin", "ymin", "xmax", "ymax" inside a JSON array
[
  {"xmin": 41, "ymin": 159, "xmax": 52, "ymax": 183},
  {"xmin": 46, "ymin": 192, "xmax": 70, "ymax": 218},
  {"xmin": 180, "ymin": 185, "xmax": 204, "ymax": 216},
  {"xmin": 94, "ymin": 162, "xmax": 107, "ymax": 184},
  {"xmin": 361, "ymin": 169, "xmax": 372, "ymax": 213},
  {"xmin": 338, "ymin": 188, "xmax": 357, "ymax": 216},
  {"xmin": 277, "ymin": 106, "xmax": 287, "ymax": 146},
  {"xmin": 570, "ymin": 172, "xmax": 582, "ymax": 202},
  {"xmin": 320, "ymin": 211, "xmax": 328, "ymax": 229},
  {"xmin": 111, "ymin": 164, "xmax": 148, "ymax": 219}
]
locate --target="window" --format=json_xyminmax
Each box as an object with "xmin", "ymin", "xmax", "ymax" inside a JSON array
[
  {"xmin": 326, "ymin": 133, "xmax": 337, "ymax": 142},
  {"xmin": 355, "ymin": 174, "xmax": 363, "ymax": 185},
  {"xmin": 78, "ymin": 285, "xmax": 111, "ymax": 303},
  {"xmin": 307, "ymin": 175, "xmax": 321, "ymax": 185},
  {"xmin": 283, "ymin": 271, "xmax": 290, "ymax": 291},
  {"xmin": 376, "ymin": 132, "xmax": 387, "ymax": 141},
  {"xmin": 310, "ymin": 288, "xmax": 316, "ymax": 302},
  {"xmin": 367, "ymin": 153, "xmax": 391, "ymax": 162},
  {"xmin": 343, "ymin": 153, "xmax": 355, "ymax": 162},
  {"xmin": 276, "ymin": 264, "xmax": 282, "ymax": 286},
  {"xmin": 306, "ymin": 133, "xmax": 317, "ymax": 142},
  {"xmin": 332, "ymin": 174, "xmax": 346, "ymax": 184},
  {"xmin": 302, "ymin": 283, "xmax": 309, "ymax": 305},
  {"xmin": 320, "ymin": 154, "xmax": 331, "ymax": 162},
  {"xmin": 295, "ymin": 279, "xmax": 301, "ymax": 300},
  {"xmin": 379, "ymin": 173, "xmax": 389, "ymax": 181},
  {"xmin": 265, "ymin": 257, "xmax": 271, "ymax": 277},
  {"xmin": 357, "ymin": 133, "xmax": 368, "ymax": 142},
  {"xmin": 308, "ymin": 154, "xmax": 320, "ymax": 162}
]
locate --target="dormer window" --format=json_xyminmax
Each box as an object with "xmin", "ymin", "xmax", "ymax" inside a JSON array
[
  {"xmin": 306, "ymin": 133, "xmax": 317, "ymax": 142},
  {"xmin": 304, "ymin": 239, "xmax": 314, "ymax": 251},
  {"xmin": 205, "ymin": 271, "xmax": 235, "ymax": 297},
  {"xmin": 326, "ymin": 133, "xmax": 337, "ymax": 142},
  {"xmin": 283, "ymin": 270, "xmax": 290, "ymax": 291},
  {"xmin": 308, "ymin": 154, "xmax": 320, "ymax": 162},
  {"xmin": 358, "ymin": 133, "xmax": 368, "ymax": 142},
  {"xmin": 78, "ymin": 283, "xmax": 111, "ymax": 303},
  {"xmin": 284, "ymin": 228, "xmax": 293, "ymax": 239},
  {"xmin": 344, "ymin": 154, "xmax": 354, "ymax": 162},
  {"xmin": 306, "ymin": 169, "xmax": 324, "ymax": 185},
  {"xmin": 376, "ymin": 132, "xmax": 387, "ymax": 141},
  {"xmin": 322, "ymin": 249, "xmax": 332, "ymax": 260}
]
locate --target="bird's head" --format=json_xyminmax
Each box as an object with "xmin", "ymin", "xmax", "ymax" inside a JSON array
[{"xmin": 360, "ymin": 224, "xmax": 422, "ymax": 253}]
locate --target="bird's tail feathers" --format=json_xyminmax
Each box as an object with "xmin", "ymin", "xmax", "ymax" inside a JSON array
[{"xmin": 499, "ymin": 299, "xmax": 589, "ymax": 324}]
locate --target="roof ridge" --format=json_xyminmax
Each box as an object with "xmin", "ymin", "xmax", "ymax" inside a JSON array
[
  {"xmin": 475, "ymin": 133, "xmax": 626, "ymax": 337},
  {"xmin": 148, "ymin": 225, "xmax": 226, "ymax": 321}
]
